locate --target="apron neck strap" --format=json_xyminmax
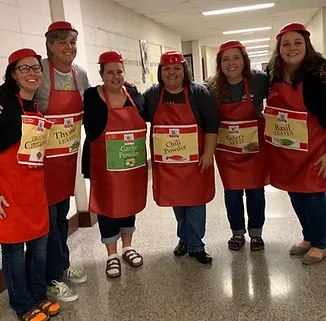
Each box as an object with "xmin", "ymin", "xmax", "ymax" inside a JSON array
[
  {"xmin": 243, "ymin": 78, "xmax": 251, "ymax": 102},
  {"xmin": 49, "ymin": 60, "xmax": 79, "ymax": 92},
  {"xmin": 122, "ymin": 86, "xmax": 137, "ymax": 108},
  {"xmin": 102, "ymin": 85, "xmax": 134, "ymax": 109},
  {"xmin": 159, "ymin": 86, "xmax": 190, "ymax": 104},
  {"xmin": 16, "ymin": 93, "xmax": 40, "ymax": 114}
]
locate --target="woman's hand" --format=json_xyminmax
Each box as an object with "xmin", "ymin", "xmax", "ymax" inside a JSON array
[
  {"xmin": 0, "ymin": 195, "xmax": 9, "ymax": 220},
  {"xmin": 198, "ymin": 153, "xmax": 214, "ymax": 173},
  {"xmin": 0, "ymin": 105, "xmax": 3, "ymax": 114},
  {"xmin": 314, "ymin": 153, "xmax": 326, "ymax": 179},
  {"xmin": 124, "ymin": 80, "xmax": 141, "ymax": 94}
]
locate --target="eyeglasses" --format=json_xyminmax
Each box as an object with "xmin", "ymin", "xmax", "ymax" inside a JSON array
[{"xmin": 15, "ymin": 65, "xmax": 42, "ymax": 74}]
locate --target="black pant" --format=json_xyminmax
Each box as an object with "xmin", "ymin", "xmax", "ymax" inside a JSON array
[{"xmin": 97, "ymin": 214, "xmax": 136, "ymax": 244}]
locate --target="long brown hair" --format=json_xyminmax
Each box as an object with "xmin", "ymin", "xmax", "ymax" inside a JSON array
[
  {"xmin": 267, "ymin": 30, "xmax": 322, "ymax": 89},
  {"xmin": 206, "ymin": 47, "xmax": 252, "ymax": 106}
]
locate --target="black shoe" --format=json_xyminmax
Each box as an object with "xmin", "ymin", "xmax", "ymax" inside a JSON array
[
  {"xmin": 188, "ymin": 250, "xmax": 212, "ymax": 264},
  {"xmin": 174, "ymin": 242, "xmax": 187, "ymax": 256}
]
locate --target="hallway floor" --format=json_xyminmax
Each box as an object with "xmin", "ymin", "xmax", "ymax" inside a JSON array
[{"xmin": 1, "ymin": 178, "xmax": 326, "ymax": 321}]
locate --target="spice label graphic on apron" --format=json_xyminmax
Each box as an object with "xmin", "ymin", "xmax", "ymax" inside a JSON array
[
  {"xmin": 105, "ymin": 129, "xmax": 146, "ymax": 171},
  {"xmin": 153, "ymin": 124, "xmax": 199, "ymax": 163},
  {"xmin": 217, "ymin": 120, "xmax": 259, "ymax": 154},
  {"xmin": 264, "ymin": 106, "xmax": 308, "ymax": 151}
]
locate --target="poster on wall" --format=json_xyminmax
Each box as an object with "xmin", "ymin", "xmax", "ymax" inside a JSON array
[{"xmin": 139, "ymin": 40, "xmax": 150, "ymax": 74}]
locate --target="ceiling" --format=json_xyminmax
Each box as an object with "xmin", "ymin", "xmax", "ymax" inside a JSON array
[{"xmin": 113, "ymin": 0, "xmax": 326, "ymax": 56}]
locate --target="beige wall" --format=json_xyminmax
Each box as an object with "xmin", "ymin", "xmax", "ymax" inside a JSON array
[
  {"xmin": 204, "ymin": 46, "xmax": 217, "ymax": 79},
  {"xmin": 0, "ymin": 0, "xmax": 182, "ymax": 90},
  {"xmin": 307, "ymin": 7, "xmax": 325, "ymax": 56},
  {"xmin": 0, "ymin": 0, "xmax": 51, "ymax": 81},
  {"xmin": 80, "ymin": 0, "xmax": 181, "ymax": 91}
]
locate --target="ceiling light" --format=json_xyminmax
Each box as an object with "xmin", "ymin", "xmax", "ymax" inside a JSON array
[
  {"xmin": 203, "ymin": 3, "xmax": 274, "ymax": 16},
  {"xmin": 249, "ymin": 53, "xmax": 269, "ymax": 57},
  {"xmin": 241, "ymin": 38, "xmax": 270, "ymax": 44},
  {"xmin": 246, "ymin": 45, "xmax": 269, "ymax": 49},
  {"xmin": 223, "ymin": 27, "xmax": 271, "ymax": 35},
  {"xmin": 247, "ymin": 50, "xmax": 269, "ymax": 54}
]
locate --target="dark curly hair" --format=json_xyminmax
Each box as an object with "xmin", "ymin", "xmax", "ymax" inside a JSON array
[
  {"xmin": 267, "ymin": 30, "xmax": 322, "ymax": 90},
  {"xmin": 1, "ymin": 57, "xmax": 43, "ymax": 94},
  {"xmin": 206, "ymin": 47, "xmax": 252, "ymax": 106}
]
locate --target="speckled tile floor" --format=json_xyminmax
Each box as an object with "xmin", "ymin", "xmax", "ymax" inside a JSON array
[{"xmin": 1, "ymin": 175, "xmax": 326, "ymax": 321}]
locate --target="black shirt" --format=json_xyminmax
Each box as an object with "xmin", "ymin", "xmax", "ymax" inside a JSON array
[
  {"xmin": 83, "ymin": 86, "xmax": 144, "ymax": 142},
  {"xmin": 82, "ymin": 85, "xmax": 145, "ymax": 178},
  {"xmin": 0, "ymin": 86, "xmax": 37, "ymax": 152},
  {"xmin": 143, "ymin": 82, "xmax": 219, "ymax": 133},
  {"xmin": 228, "ymin": 71, "xmax": 269, "ymax": 117}
]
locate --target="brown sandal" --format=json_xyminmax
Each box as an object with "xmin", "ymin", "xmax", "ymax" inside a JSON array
[
  {"xmin": 18, "ymin": 308, "xmax": 49, "ymax": 321},
  {"xmin": 122, "ymin": 249, "xmax": 143, "ymax": 267},
  {"xmin": 106, "ymin": 257, "xmax": 121, "ymax": 278},
  {"xmin": 38, "ymin": 300, "xmax": 61, "ymax": 317}
]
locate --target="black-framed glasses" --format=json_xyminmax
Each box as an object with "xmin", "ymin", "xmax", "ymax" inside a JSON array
[{"xmin": 15, "ymin": 65, "xmax": 42, "ymax": 74}]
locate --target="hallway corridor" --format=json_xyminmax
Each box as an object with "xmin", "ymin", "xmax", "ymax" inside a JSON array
[{"xmin": 1, "ymin": 177, "xmax": 326, "ymax": 321}]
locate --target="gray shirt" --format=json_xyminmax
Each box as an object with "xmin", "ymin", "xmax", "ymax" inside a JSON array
[
  {"xmin": 35, "ymin": 58, "xmax": 91, "ymax": 114},
  {"xmin": 228, "ymin": 71, "xmax": 269, "ymax": 117}
]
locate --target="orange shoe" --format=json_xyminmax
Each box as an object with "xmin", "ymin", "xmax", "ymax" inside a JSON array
[
  {"xmin": 38, "ymin": 300, "xmax": 61, "ymax": 317},
  {"xmin": 18, "ymin": 308, "xmax": 49, "ymax": 321}
]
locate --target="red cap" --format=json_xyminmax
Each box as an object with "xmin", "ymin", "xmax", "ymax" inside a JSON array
[
  {"xmin": 98, "ymin": 51, "xmax": 124, "ymax": 64},
  {"xmin": 8, "ymin": 48, "xmax": 42, "ymax": 65},
  {"xmin": 217, "ymin": 40, "xmax": 246, "ymax": 56},
  {"xmin": 276, "ymin": 23, "xmax": 310, "ymax": 40},
  {"xmin": 160, "ymin": 51, "xmax": 186, "ymax": 65},
  {"xmin": 45, "ymin": 21, "xmax": 78, "ymax": 36}
]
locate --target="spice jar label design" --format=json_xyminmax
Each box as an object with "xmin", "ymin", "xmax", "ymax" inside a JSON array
[
  {"xmin": 105, "ymin": 129, "xmax": 147, "ymax": 171},
  {"xmin": 153, "ymin": 124, "xmax": 199, "ymax": 163},
  {"xmin": 217, "ymin": 120, "xmax": 259, "ymax": 154},
  {"xmin": 264, "ymin": 106, "xmax": 308, "ymax": 151},
  {"xmin": 18, "ymin": 115, "xmax": 53, "ymax": 166}
]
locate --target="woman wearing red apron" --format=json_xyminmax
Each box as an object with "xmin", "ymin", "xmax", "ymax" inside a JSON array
[
  {"xmin": 82, "ymin": 51, "xmax": 147, "ymax": 278},
  {"xmin": 266, "ymin": 23, "xmax": 326, "ymax": 264},
  {"xmin": 0, "ymin": 49, "xmax": 60, "ymax": 321},
  {"xmin": 143, "ymin": 51, "xmax": 218, "ymax": 264},
  {"xmin": 205, "ymin": 41, "xmax": 269, "ymax": 251},
  {"xmin": 36, "ymin": 21, "xmax": 89, "ymax": 301}
]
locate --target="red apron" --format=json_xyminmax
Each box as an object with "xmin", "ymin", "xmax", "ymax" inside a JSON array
[
  {"xmin": 151, "ymin": 87, "xmax": 215, "ymax": 206},
  {"xmin": 89, "ymin": 86, "xmax": 148, "ymax": 218},
  {"xmin": 216, "ymin": 78, "xmax": 269, "ymax": 190},
  {"xmin": 0, "ymin": 97, "xmax": 49, "ymax": 243},
  {"xmin": 43, "ymin": 60, "xmax": 83, "ymax": 205},
  {"xmin": 266, "ymin": 82, "xmax": 326, "ymax": 192}
]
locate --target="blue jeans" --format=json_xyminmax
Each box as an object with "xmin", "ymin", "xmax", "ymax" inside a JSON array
[
  {"xmin": 47, "ymin": 198, "xmax": 70, "ymax": 284},
  {"xmin": 173, "ymin": 205, "xmax": 206, "ymax": 253},
  {"xmin": 224, "ymin": 188, "xmax": 266, "ymax": 237},
  {"xmin": 288, "ymin": 192, "xmax": 326, "ymax": 249},
  {"xmin": 1, "ymin": 235, "xmax": 48, "ymax": 316}
]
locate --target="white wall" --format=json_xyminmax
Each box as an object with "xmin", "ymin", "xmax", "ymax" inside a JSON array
[
  {"xmin": 0, "ymin": 0, "xmax": 52, "ymax": 82},
  {"xmin": 205, "ymin": 46, "xmax": 217, "ymax": 79},
  {"xmin": 307, "ymin": 7, "xmax": 325, "ymax": 56},
  {"xmin": 80, "ymin": 0, "xmax": 181, "ymax": 91},
  {"xmin": 181, "ymin": 41, "xmax": 192, "ymax": 55}
]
